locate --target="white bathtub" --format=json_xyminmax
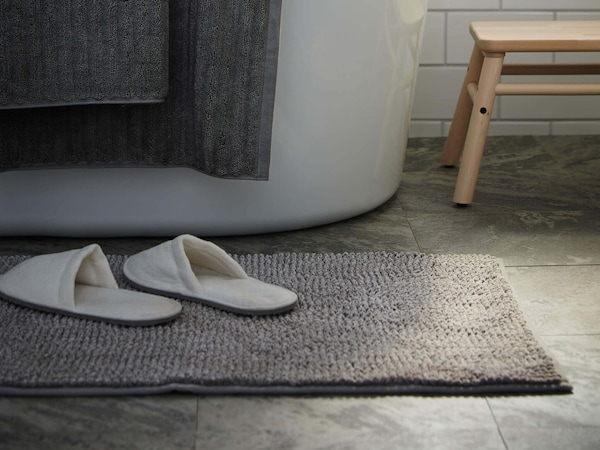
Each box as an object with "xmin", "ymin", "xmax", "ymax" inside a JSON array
[{"xmin": 0, "ymin": 0, "xmax": 427, "ymax": 237}]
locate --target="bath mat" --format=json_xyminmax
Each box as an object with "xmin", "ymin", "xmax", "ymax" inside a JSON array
[{"xmin": 0, "ymin": 252, "xmax": 571, "ymax": 396}]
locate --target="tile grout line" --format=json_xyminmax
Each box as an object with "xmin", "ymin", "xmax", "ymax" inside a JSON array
[
  {"xmin": 405, "ymin": 217, "xmax": 424, "ymax": 254},
  {"xmin": 486, "ymin": 397, "xmax": 510, "ymax": 450}
]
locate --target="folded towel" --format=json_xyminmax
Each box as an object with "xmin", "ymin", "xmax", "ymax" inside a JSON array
[
  {"xmin": 0, "ymin": 0, "xmax": 280, "ymax": 180},
  {"xmin": 0, "ymin": 0, "xmax": 169, "ymax": 109}
]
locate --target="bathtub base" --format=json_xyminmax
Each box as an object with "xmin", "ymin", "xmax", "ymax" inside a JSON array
[{"xmin": 0, "ymin": 0, "xmax": 427, "ymax": 237}]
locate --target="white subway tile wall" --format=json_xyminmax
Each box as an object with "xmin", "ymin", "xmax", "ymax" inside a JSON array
[{"xmin": 410, "ymin": 1, "xmax": 600, "ymax": 137}]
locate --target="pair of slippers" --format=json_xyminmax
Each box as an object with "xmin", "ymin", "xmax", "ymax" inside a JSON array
[{"xmin": 0, "ymin": 235, "xmax": 298, "ymax": 326}]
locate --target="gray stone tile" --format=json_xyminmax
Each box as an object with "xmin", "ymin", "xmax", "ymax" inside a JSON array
[
  {"xmin": 402, "ymin": 135, "xmax": 600, "ymax": 213},
  {"xmin": 408, "ymin": 210, "xmax": 600, "ymax": 266},
  {"xmin": 500, "ymin": 427, "xmax": 600, "ymax": 450},
  {"xmin": 489, "ymin": 335, "xmax": 600, "ymax": 429},
  {"xmin": 209, "ymin": 194, "xmax": 419, "ymax": 255},
  {"xmin": 195, "ymin": 396, "xmax": 504, "ymax": 450},
  {"xmin": 505, "ymin": 265, "xmax": 600, "ymax": 335},
  {"xmin": 0, "ymin": 395, "xmax": 198, "ymax": 450},
  {"xmin": 539, "ymin": 135, "xmax": 600, "ymax": 181},
  {"xmin": 475, "ymin": 135, "xmax": 600, "ymax": 211},
  {"xmin": 398, "ymin": 170, "xmax": 476, "ymax": 215},
  {"xmin": 0, "ymin": 192, "xmax": 416, "ymax": 257}
]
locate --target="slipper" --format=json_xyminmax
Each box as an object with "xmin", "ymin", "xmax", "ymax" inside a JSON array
[
  {"xmin": 123, "ymin": 235, "xmax": 298, "ymax": 315},
  {"xmin": 0, "ymin": 245, "xmax": 182, "ymax": 326}
]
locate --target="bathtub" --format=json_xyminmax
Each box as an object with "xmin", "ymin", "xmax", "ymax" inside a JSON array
[{"xmin": 0, "ymin": 0, "xmax": 427, "ymax": 237}]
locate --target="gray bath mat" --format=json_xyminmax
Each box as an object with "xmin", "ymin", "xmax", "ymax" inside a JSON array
[{"xmin": 0, "ymin": 252, "xmax": 571, "ymax": 396}]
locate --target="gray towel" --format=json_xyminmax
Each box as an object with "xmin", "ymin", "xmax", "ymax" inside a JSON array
[
  {"xmin": 0, "ymin": 0, "xmax": 279, "ymax": 179},
  {"xmin": 0, "ymin": 0, "xmax": 169, "ymax": 109}
]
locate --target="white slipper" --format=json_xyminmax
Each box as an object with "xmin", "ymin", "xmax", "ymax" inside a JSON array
[
  {"xmin": 0, "ymin": 245, "xmax": 181, "ymax": 326},
  {"xmin": 123, "ymin": 235, "xmax": 298, "ymax": 315}
]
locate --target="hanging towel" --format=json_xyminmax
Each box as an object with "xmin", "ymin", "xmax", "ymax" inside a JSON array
[
  {"xmin": 0, "ymin": 0, "xmax": 169, "ymax": 109},
  {"xmin": 0, "ymin": 0, "xmax": 280, "ymax": 180}
]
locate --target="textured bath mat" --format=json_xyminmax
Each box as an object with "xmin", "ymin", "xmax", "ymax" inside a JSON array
[{"xmin": 0, "ymin": 252, "xmax": 571, "ymax": 396}]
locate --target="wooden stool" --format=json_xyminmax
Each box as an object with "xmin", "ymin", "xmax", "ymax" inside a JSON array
[{"xmin": 441, "ymin": 21, "xmax": 600, "ymax": 205}]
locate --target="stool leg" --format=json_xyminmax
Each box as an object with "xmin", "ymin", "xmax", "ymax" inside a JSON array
[
  {"xmin": 453, "ymin": 51, "xmax": 505, "ymax": 205},
  {"xmin": 441, "ymin": 45, "xmax": 485, "ymax": 167}
]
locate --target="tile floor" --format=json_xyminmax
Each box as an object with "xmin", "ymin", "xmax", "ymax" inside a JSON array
[{"xmin": 0, "ymin": 135, "xmax": 599, "ymax": 449}]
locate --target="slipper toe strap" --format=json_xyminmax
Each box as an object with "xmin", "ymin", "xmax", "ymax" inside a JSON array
[{"xmin": 0, "ymin": 244, "xmax": 117, "ymax": 312}]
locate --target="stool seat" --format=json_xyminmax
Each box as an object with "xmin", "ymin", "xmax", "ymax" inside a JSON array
[
  {"xmin": 470, "ymin": 21, "xmax": 600, "ymax": 52},
  {"xmin": 441, "ymin": 20, "xmax": 600, "ymax": 205}
]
